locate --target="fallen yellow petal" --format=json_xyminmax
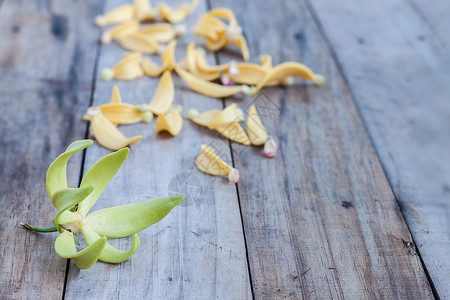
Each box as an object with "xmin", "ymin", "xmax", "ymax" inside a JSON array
[
  {"xmin": 148, "ymin": 70, "xmax": 175, "ymax": 115},
  {"xmin": 190, "ymin": 109, "xmax": 220, "ymax": 127},
  {"xmin": 101, "ymin": 20, "xmax": 139, "ymax": 44},
  {"xmin": 159, "ymin": 0, "xmax": 199, "ymax": 23},
  {"xmin": 142, "ymin": 40, "xmax": 176, "ymax": 77},
  {"xmin": 95, "ymin": 4, "xmax": 135, "ymax": 27},
  {"xmin": 228, "ymin": 35, "xmax": 249, "ymax": 61},
  {"xmin": 254, "ymin": 62, "xmax": 318, "ymax": 92},
  {"xmin": 195, "ymin": 144, "xmax": 239, "ymax": 183},
  {"xmin": 207, "ymin": 7, "xmax": 238, "ymax": 26},
  {"xmin": 101, "ymin": 52, "xmax": 144, "ymax": 81},
  {"xmin": 195, "ymin": 48, "xmax": 229, "ymax": 73},
  {"xmin": 185, "ymin": 43, "xmax": 221, "ymax": 81},
  {"xmin": 110, "ymin": 85, "xmax": 122, "ymax": 104},
  {"xmin": 134, "ymin": 0, "xmax": 156, "ymax": 22},
  {"xmin": 139, "ymin": 23, "xmax": 185, "ymax": 43},
  {"xmin": 175, "ymin": 66, "xmax": 249, "ymax": 98},
  {"xmin": 83, "ymin": 86, "xmax": 146, "ymax": 124},
  {"xmin": 118, "ymin": 32, "xmax": 160, "ymax": 54},
  {"xmin": 155, "ymin": 110, "xmax": 183, "ymax": 136},
  {"xmin": 259, "ymin": 54, "xmax": 272, "ymax": 69},
  {"xmin": 208, "ymin": 103, "xmax": 244, "ymax": 130},
  {"xmin": 91, "ymin": 114, "xmax": 142, "ymax": 151},
  {"xmin": 246, "ymin": 105, "xmax": 268, "ymax": 146}
]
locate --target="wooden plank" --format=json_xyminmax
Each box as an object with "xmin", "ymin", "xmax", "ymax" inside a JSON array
[
  {"xmin": 63, "ymin": 0, "xmax": 252, "ymax": 299},
  {"xmin": 0, "ymin": 0, "xmax": 103, "ymax": 299},
  {"xmin": 405, "ymin": 0, "xmax": 450, "ymax": 50},
  {"xmin": 305, "ymin": 0, "xmax": 450, "ymax": 297},
  {"xmin": 209, "ymin": 0, "xmax": 434, "ymax": 298}
]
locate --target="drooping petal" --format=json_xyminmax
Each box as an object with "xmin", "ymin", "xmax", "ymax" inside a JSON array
[
  {"xmin": 85, "ymin": 196, "xmax": 184, "ymax": 238},
  {"xmin": 81, "ymin": 223, "xmax": 140, "ymax": 263},
  {"xmin": 46, "ymin": 140, "xmax": 93, "ymax": 199},
  {"xmin": 90, "ymin": 114, "xmax": 143, "ymax": 151},
  {"xmin": 155, "ymin": 110, "xmax": 183, "ymax": 136},
  {"xmin": 148, "ymin": 71, "xmax": 175, "ymax": 115},
  {"xmin": 77, "ymin": 148, "xmax": 130, "ymax": 217},
  {"xmin": 208, "ymin": 103, "xmax": 244, "ymax": 130},
  {"xmin": 55, "ymin": 231, "xmax": 106, "ymax": 269},
  {"xmin": 175, "ymin": 66, "xmax": 246, "ymax": 98},
  {"xmin": 51, "ymin": 186, "xmax": 95, "ymax": 224}
]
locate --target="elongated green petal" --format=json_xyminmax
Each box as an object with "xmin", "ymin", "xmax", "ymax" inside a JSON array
[
  {"xmin": 46, "ymin": 140, "xmax": 93, "ymax": 199},
  {"xmin": 77, "ymin": 148, "xmax": 129, "ymax": 216},
  {"xmin": 85, "ymin": 196, "xmax": 184, "ymax": 238},
  {"xmin": 52, "ymin": 186, "xmax": 95, "ymax": 223},
  {"xmin": 55, "ymin": 230, "xmax": 106, "ymax": 269},
  {"xmin": 81, "ymin": 223, "xmax": 140, "ymax": 263}
]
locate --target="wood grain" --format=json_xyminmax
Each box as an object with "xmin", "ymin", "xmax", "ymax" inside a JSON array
[
  {"xmin": 0, "ymin": 0, "xmax": 103, "ymax": 299},
  {"xmin": 63, "ymin": 0, "xmax": 252, "ymax": 299},
  {"xmin": 306, "ymin": 0, "xmax": 450, "ymax": 297},
  {"xmin": 209, "ymin": 0, "xmax": 434, "ymax": 298}
]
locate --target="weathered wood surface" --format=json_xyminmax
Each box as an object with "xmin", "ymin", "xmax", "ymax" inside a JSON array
[
  {"xmin": 0, "ymin": 0, "xmax": 103, "ymax": 299},
  {"xmin": 306, "ymin": 0, "xmax": 450, "ymax": 297},
  {"xmin": 63, "ymin": 0, "xmax": 251, "ymax": 299},
  {"xmin": 210, "ymin": 0, "xmax": 434, "ymax": 298},
  {"xmin": 0, "ymin": 0, "xmax": 448, "ymax": 299}
]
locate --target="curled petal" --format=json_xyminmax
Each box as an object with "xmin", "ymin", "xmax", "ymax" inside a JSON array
[
  {"xmin": 189, "ymin": 109, "xmax": 220, "ymax": 127},
  {"xmin": 55, "ymin": 231, "xmax": 106, "ymax": 269},
  {"xmin": 46, "ymin": 140, "xmax": 93, "ymax": 199},
  {"xmin": 148, "ymin": 71, "xmax": 175, "ymax": 115},
  {"xmin": 95, "ymin": 4, "xmax": 135, "ymax": 27},
  {"xmin": 90, "ymin": 114, "xmax": 143, "ymax": 151},
  {"xmin": 118, "ymin": 32, "xmax": 160, "ymax": 54},
  {"xmin": 85, "ymin": 196, "xmax": 184, "ymax": 238},
  {"xmin": 255, "ymin": 62, "xmax": 316, "ymax": 92},
  {"xmin": 208, "ymin": 103, "xmax": 244, "ymax": 129},
  {"xmin": 81, "ymin": 223, "xmax": 140, "ymax": 263},
  {"xmin": 175, "ymin": 66, "xmax": 245, "ymax": 98},
  {"xmin": 52, "ymin": 186, "xmax": 95, "ymax": 224},
  {"xmin": 77, "ymin": 148, "xmax": 130, "ymax": 217},
  {"xmin": 155, "ymin": 110, "xmax": 183, "ymax": 136}
]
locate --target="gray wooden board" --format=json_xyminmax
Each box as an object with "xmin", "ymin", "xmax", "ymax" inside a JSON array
[
  {"xmin": 210, "ymin": 0, "xmax": 434, "ymax": 298},
  {"xmin": 63, "ymin": 0, "xmax": 252, "ymax": 299},
  {"xmin": 0, "ymin": 0, "xmax": 103, "ymax": 299},
  {"xmin": 306, "ymin": 0, "xmax": 450, "ymax": 297}
]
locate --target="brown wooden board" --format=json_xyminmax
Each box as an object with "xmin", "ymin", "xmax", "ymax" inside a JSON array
[
  {"xmin": 209, "ymin": 0, "xmax": 434, "ymax": 298},
  {"xmin": 0, "ymin": 0, "xmax": 103, "ymax": 299},
  {"xmin": 63, "ymin": 0, "xmax": 252, "ymax": 298},
  {"xmin": 306, "ymin": 0, "xmax": 450, "ymax": 297}
]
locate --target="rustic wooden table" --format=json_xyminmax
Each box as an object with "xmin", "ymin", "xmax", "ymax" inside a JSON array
[{"xmin": 1, "ymin": 0, "xmax": 449, "ymax": 299}]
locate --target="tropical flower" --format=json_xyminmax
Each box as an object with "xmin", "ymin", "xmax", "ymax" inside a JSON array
[{"xmin": 22, "ymin": 140, "xmax": 183, "ymax": 269}]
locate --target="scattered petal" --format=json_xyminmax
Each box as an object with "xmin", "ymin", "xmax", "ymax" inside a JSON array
[
  {"xmin": 95, "ymin": 4, "xmax": 135, "ymax": 27},
  {"xmin": 155, "ymin": 110, "xmax": 183, "ymax": 136},
  {"xmin": 148, "ymin": 71, "xmax": 175, "ymax": 115},
  {"xmin": 246, "ymin": 105, "xmax": 268, "ymax": 146}
]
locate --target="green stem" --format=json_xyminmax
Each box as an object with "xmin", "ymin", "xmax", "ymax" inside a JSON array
[{"xmin": 20, "ymin": 223, "xmax": 58, "ymax": 232}]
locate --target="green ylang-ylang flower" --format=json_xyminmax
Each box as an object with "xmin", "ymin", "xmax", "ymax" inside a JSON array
[{"xmin": 21, "ymin": 139, "xmax": 184, "ymax": 269}]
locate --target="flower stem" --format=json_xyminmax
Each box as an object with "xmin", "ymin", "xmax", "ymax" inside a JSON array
[{"xmin": 20, "ymin": 223, "xmax": 58, "ymax": 232}]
